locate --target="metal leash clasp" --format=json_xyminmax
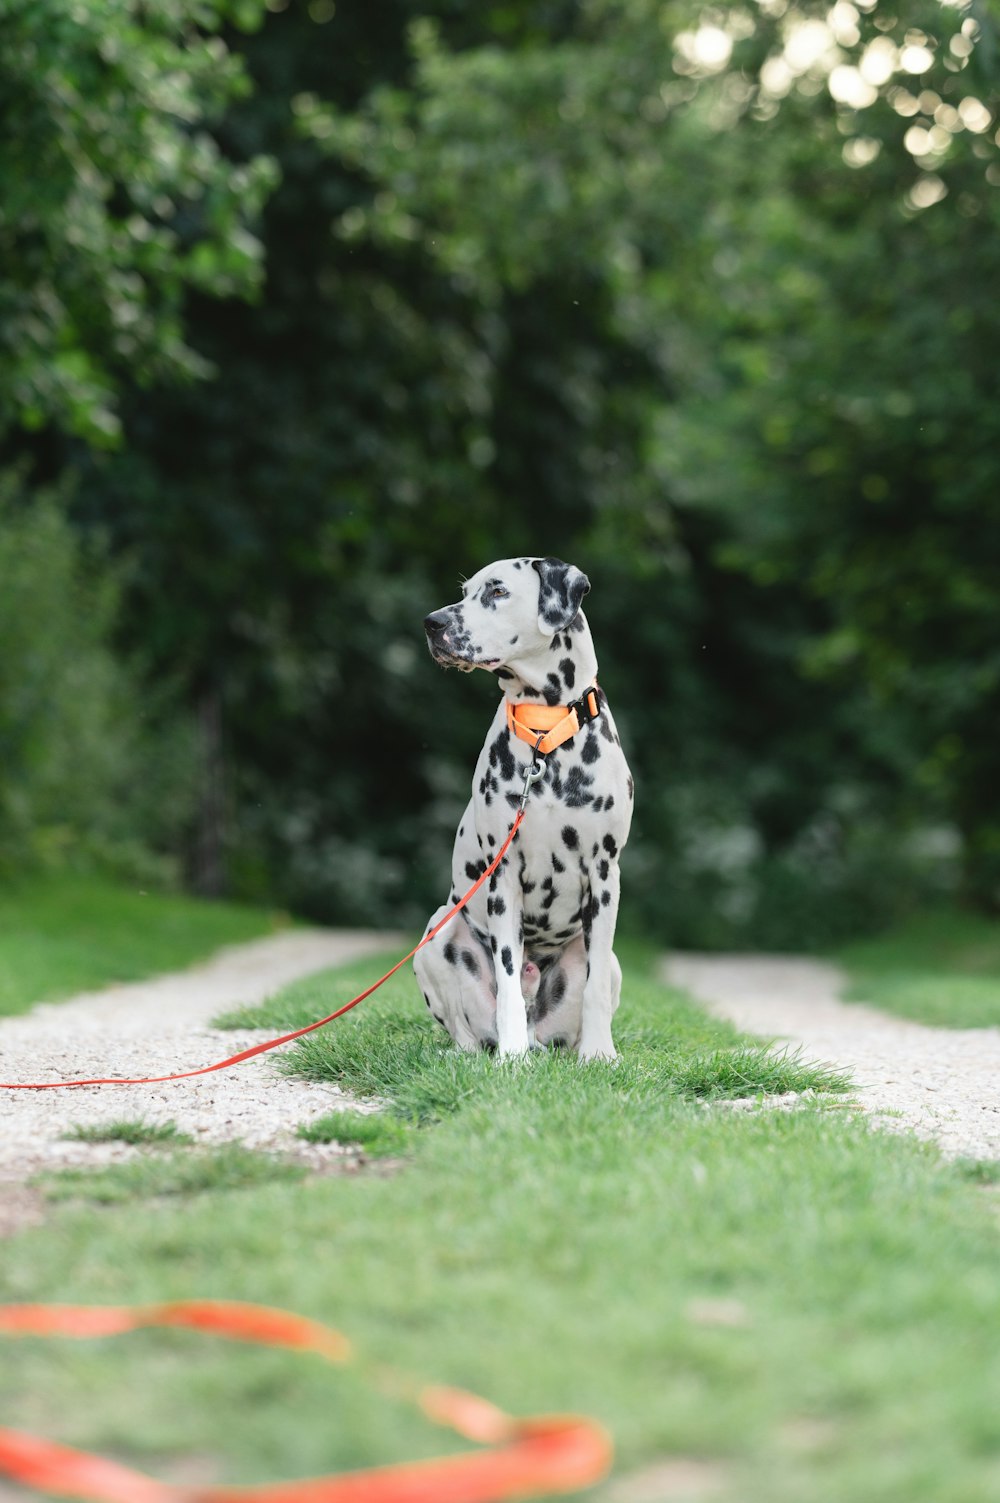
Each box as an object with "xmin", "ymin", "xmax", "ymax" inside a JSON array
[{"xmin": 519, "ymin": 736, "xmax": 547, "ymax": 813}]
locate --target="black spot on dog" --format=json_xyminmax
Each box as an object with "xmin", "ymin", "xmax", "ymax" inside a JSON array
[
  {"xmin": 501, "ymin": 945, "xmax": 514, "ymax": 976},
  {"xmin": 490, "ymin": 935, "xmax": 498, "ymax": 953},
  {"xmin": 603, "ymin": 834, "xmax": 618, "ymax": 857},
  {"xmin": 551, "ymin": 853, "xmax": 565, "ymax": 874},
  {"xmin": 561, "ymin": 826, "xmax": 579, "ymax": 850},
  {"xmin": 559, "ymin": 658, "xmax": 576, "ymax": 690},
  {"xmin": 492, "ymin": 894, "xmax": 506, "ymax": 916},
  {"xmin": 599, "ymin": 715, "xmax": 615, "ymax": 743},
  {"xmin": 581, "ymin": 733, "xmax": 600, "ymax": 765},
  {"xmin": 490, "ymin": 731, "xmax": 516, "ymax": 782},
  {"xmin": 461, "ymin": 949, "xmax": 480, "ymax": 976},
  {"xmin": 627, "ymin": 775, "xmax": 634, "ymax": 800},
  {"xmin": 496, "ymin": 667, "xmax": 514, "ymax": 680},
  {"xmin": 601, "ymin": 889, "xmax": 612, "ymax": 907},
  {"xmin": 544, "ymin": 674, "xmax": 562, "ymax": 706},
  {"xmin": 444, "ymin": 942, "xmax": 458, "ymax": 965},
  {"xmin": 598, "ymin": 860, "xmax": 609, "ymax": 881},
  {"xmin": 466, "ymin": 860, "xmax": 487, "ymax": 882},
  {"xmin": 562, "ymin": 767, "xmax": 595, "ymax": 809}
]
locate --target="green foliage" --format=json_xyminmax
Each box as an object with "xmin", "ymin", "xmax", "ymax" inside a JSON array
[
  {"xmin": 0, "ymin": 471, "xmax": 198, "ymax": 882},
  {"xmin": 5, "ymin": 0, "xmax": 1000, "ymax": 943},
  {"xmin": 0, "ymin": 0, "xmax": 276, "ymax": 444},
  {"xmin": 282, "ymin": 0, "xmax": 1000, "ymax": 932}
]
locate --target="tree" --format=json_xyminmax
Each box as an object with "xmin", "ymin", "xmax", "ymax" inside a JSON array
[
  {"xmin": 0, "ymin": 0, "xmax": 275, "ymax": 446},
  {"xmin": 306, "ymin": 0, "xmax": 1000, "ymax": 916}
]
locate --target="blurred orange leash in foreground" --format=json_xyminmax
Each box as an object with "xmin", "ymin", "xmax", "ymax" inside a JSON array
[{"xmin": 0, "ymin": 1300, "xmax": 612, "ymax": 1503}]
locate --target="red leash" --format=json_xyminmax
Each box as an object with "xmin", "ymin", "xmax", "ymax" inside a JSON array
[
  {"xmin": 0, "ymin": 1298, "xmax": 613, "ymax": 1503},
  {"xmin": 0, "ymin": 811, "xmax": 525, "ymax": 1091}
]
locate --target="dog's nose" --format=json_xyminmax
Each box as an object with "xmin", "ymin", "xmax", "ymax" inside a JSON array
[{"xmin": 424, "ymin": 611, "xmax": 450, "ymax": 637}]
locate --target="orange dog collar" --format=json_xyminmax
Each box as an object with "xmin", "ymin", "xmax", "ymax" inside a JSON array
[{"xmin": 506, "ymin": 686, "xmax": 601, "ymax": 756}]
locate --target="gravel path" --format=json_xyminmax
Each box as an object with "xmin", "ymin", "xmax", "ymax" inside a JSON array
[
  {"xmin": 664, "ymin": 953, "xmax": 1000, "ymax": 1161},
  {"xmin": 0, "ymin": 929, "xmax": 400, "ymax": 1197}
]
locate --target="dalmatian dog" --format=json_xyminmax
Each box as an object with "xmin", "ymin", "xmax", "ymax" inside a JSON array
[{"xmin": 414, "ymin": 556, "xmax": 633, "ymax": 1061}]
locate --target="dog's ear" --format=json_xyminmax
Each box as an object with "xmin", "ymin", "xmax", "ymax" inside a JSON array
[{"xmin": 532, "ymin": 557, "xmax": 591, "ymax": 636}]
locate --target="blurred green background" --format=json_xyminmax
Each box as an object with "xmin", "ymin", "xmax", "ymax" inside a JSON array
[{"xmin": 1, "ymin": 0, "xmax": 997, "ymax": 951}]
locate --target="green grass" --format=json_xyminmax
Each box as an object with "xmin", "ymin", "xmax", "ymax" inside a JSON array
[
  {"xmin": 40, "ymin": 1145, "xmax": 305, "ymax": 1205},
  {"xmin": 296, "ymin": 1110, "xmax": 413, "ymax": 1157},
  {"xmin": 953, "ymin": 1158, "xmax": 1000, "ymax": 1187},
  {"xmin": 63, "ymin": 1120, "xmax": 194, "ymax": 1147},
  {"xmin": 4, "ymin": 944, "xmax": 1000, "ymax": 1503},
  {"xmin": 835, "ymin": 908, "xmax": 1000, "ymax": 1028},
  {"xmin": 0, "ymin": 874, "xmax": 290, "ymax": 1018},
  {"xmin": 217, "ymin": 941, "xmax": 850, "ymax": 1120}
]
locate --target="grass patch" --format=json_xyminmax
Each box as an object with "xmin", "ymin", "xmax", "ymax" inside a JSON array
[
  {"xmin": 835, "ymin": 907, "xmax": 1000, "ymax": 1028},
  {"xmin": 63, "ymin": 1120, "xmax": 193, "ymax": 1147},
  {"xmin": 4, "ymin": 944, "xmax": 1000, "ymax": 1503},
  {"xmin": 952, "ymin": 1158, "xmax": 1000, "ymax": 1187},
  {"xmin": 39, "ymin": 1145, "xmax": 305, "ymax": 1205},
  {"xmin": 297, "ymin": 1111, "xmax": 413, "ymax": 1158},
  {"xmin": 216, "ymin": 940, "xmax": 849, "ymax": 1126},
  {"xmin": 0, "ymin": 874, "xmax": 289, "ymax": 1019}
]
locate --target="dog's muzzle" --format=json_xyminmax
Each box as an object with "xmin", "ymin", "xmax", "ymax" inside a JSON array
[{"xmin": 423, "ymin": 609, "xmax": 479, "ymax": 670}]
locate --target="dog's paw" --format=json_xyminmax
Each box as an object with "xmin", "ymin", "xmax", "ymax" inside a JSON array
[{"xmin": 578, "ymin": 1043, "xmax": 619, "ymax": 1064}]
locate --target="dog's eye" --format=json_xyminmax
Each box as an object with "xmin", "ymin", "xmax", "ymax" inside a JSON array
[{"xmin": 485, "ymin": 585, "xmax": 509, "ymax": 603}]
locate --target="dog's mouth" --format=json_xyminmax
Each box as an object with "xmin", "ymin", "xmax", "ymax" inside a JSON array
[{"xmin": 426, "ymin": 641, "xmax": 502, "ymax": 674}]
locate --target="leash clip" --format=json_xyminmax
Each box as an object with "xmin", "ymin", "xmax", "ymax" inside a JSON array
[{"xmin": 519, "ymin": 738, "xmax": 547, "ymax": 813}]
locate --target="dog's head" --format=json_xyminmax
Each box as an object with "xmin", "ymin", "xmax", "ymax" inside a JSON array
[{"xmin": 423, "ymin": 556, "xmax": 591, "ymax": 673}]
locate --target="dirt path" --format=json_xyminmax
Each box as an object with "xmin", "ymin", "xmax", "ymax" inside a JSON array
[
  {"xmin": 0, "ymin": 929, "xmax": 400, "ymax": 1202},
  {"xmin": 664, "ymin": 953, "xmax": 1000, "ymax": 1161}
]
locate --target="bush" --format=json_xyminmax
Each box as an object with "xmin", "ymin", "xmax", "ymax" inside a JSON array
[{"xmin": 0, "ymin": 469, "xmax": 196, "ymax": 881}]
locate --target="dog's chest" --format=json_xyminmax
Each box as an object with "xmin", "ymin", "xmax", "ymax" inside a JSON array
[{"xmin": 454, "ymin": 705, "xmax": 632, "ymax": 952}]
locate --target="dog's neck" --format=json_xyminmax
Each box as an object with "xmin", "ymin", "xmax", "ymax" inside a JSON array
[{"xmin": 493, "ymin": 611, "xmax": 599, "ymax": 708}]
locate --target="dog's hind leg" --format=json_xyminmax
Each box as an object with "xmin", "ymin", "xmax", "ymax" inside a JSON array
[{"xmin": 413, "ymin": 907, "xmax": 498, "ymax": 1051}]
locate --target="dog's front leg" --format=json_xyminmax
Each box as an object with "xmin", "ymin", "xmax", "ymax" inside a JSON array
[
  {"xmin": 579, "ymin": 864, "xmax": 622, "ymax": 1062},
  {"xmin": 486, "ymin": 866, "xmax": 528, "ymax": 1058}
]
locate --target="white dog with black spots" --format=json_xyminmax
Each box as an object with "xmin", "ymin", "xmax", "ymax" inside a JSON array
[{"xmin": 415, "ymin": 556, "xmax": 633, "ymax": 1061}]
